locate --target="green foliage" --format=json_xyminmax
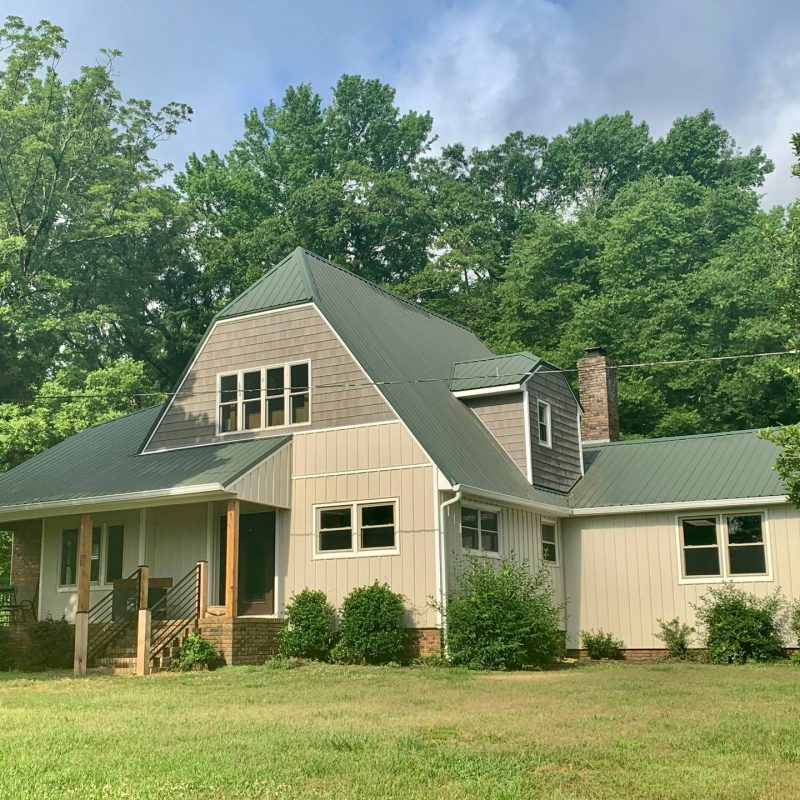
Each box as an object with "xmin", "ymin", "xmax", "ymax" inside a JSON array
[
  {"xmin": 693, "ymin": 584, "xmax": 786, "ymax": 664},
  {"xmin": 278, "ymin": 589, "xmax": 336, "ymax": 661},
  {"xmin": 0, "ymin": 531, "xmax": 10, "ymax": 584},
  {"xmin": 581, "ymin": 630, "xmax": 625, "ymax": 660},
  {"xmin": 172, "ymin": 632, "xmax": 225, "ymax": 672},
  {"xmin": 0, "ymin": 615, "xmax": 73, "ymax": 671},
  {"xmin": 787, "ymin": 599, "xmax": 800, "ymax": 648},
  {"xmin": 655, "ymin": 618, "xmax": 695, "ymax": 660},
  {"xmin": 439, "ymin": 555, "xmax": 564, "ymax": 670},
  {"xmin": 331, "ymin": 582, "xmax": 405, "ymax": 665}
]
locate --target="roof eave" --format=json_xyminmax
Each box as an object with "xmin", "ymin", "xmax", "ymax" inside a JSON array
[
  {"xmin": 454, "ymin": 484, "xmax": 571, "ymax": 517},
  {"xmin": 570, "ymin": 494, "xmax": 789, "ymax": 516}
]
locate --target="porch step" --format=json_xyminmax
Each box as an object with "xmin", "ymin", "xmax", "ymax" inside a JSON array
[{"xmin": 93, "ymin": 656, "xmax": 137, "ymax": 675}]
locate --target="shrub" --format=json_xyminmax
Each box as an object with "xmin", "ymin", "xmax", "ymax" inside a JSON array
[
  {"xmin": 789, "ymin": 599, "xmax": 800, "ymax": 648},
  {"xmin": 0, "ymin": 616, "xmax": 74, "ymax": 671},
  {"xmin": 172, "ymin": 632, "xmax": 225, "ymax": 671},
  {"xmin": 439, "ymin": 555, "xmax": 564, "ymax": 670},
  {"xmin": 655, "ymin": 617, "xmax": 695, "ymax": 660},
  {"xmin": 694, "ymin": 584, "xmax": 785, "ymax": 664},
  {"xmin": 331, "ymin": 582, "xmax": 405, "ymax": 665},
  {"xmin": 278, "ymin": 589, "xmax": 336, "ymax": 661},
  {"xmin": 581, "ymin": 629, "xmax": 624, "ymax": 660}
]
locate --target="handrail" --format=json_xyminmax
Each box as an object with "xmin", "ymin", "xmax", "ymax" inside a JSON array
[
  {"xmin": 149, "ymin": 563, "xmax": 201, "ymax": 664},
  {"xmin": 87, "ymin": 567, "xmax": 141, "ymax": 665}
]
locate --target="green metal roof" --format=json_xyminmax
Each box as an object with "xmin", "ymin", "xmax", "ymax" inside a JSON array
[
  {"xmin": 451, "ymin": 353, "xmax": 541, "ymax": 392},
  {"xmin": 215, "ymin": 248, "xmax": 567, "ymax": 508},
  {"xmin": 569, "ymin": 430, "xmax": 784, "ymax": 509},
  {"xmin": 0, "ymin": 405, "xmax": 290, "ymax": 514}
]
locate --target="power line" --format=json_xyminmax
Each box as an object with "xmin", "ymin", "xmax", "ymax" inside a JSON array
[{"xmin": 3, "ymin": 348, "xmax": 798, "ymax": 406}]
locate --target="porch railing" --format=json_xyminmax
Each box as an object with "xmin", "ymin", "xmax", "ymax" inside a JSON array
[
  {"xmin": 149, "ymin": 563, "xmax": 202, "ymax": 664},
  {"xmin": 87, "ymin": 567, "xmax": 142, "ymax": 665}
]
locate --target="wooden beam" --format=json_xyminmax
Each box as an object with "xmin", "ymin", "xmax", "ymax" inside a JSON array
[
  {"xmin": 76, "ymin": 513, "xmax": 93, "ymax": 613},
  {"xmin": 225, "ymin": 500, "xmax": 239, "ymax": 617},
  {"xmin": 73, "ymin": 513, "xmax": 92, "ymax": 676},
  {"xmin": 135, "ymin": 609, "xmax": 152, "ymax": 676},
  {"xmin": 137, "ymin": 564, "xmax": 150, "ymax": 610},
  {"xmin": 197, "ymin": 560, "xmax": 208, "ymax": 620}
]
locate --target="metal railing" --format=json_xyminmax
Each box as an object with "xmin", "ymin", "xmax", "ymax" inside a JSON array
[
  {"xmin": 149, "ymin": 563, "xmax": 201, "ymax": 664},
  {"xmin": 87, "ymin": 568, "xmax": 141, "ymax": 665}
]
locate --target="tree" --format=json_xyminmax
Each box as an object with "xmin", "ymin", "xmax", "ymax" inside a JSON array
[
  {"xmin": 0, "ymin": 16, "xmax": 198, "ymax": 400},
  {"xmin": 178, "ymin": 75, "xmax": 435, "ymax": 300}
]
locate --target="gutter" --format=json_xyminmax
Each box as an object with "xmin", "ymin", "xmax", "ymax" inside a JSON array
[
  {"xmin": 437, "ymin": 487, "xmax": 462, "ymax": 650},
  {"xmin": 570, "ymin": 495, "xmax": 789, "ymax": 517},
  {"xmin": 455, "ymin": 484, "xmax": 571, "ymax": 518}
]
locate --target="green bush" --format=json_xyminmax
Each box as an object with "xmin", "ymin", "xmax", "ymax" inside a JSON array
[
  {"xmin": 0, "ymin": 616, "xmax": 74, "ymax": 671},
  {"xmin": 440, "ymin": 555, "xmax": 564, "ymax": 670},
  {"xmin": 694, "ymin": 584, "xmax": 785, "ymax": 664},
  {"xmin": 278, "ymin": 589, "xmax": 336, "ymax": 661},
  {"xmin": 172, "ymin": 632, "xmax": 225, "ymax": 671},
  {"xmin": 581, "ymin": 629, "xmax": 624, "ymax": 660},
  {"xmin": 655, "ymin": 617, "xmax": 695, "ymax": 660},
  {"xmin": 789, "ymin": 599, "xmax": 800, "ymax": 648},
  {"xmin": 331, "ymin": 582, "xmax": 405, "ymax": 665}
]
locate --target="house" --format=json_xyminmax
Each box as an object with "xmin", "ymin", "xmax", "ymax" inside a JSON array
[{"xmin": 0, "ymin": 247, "xmax": 793, "ymax": 672}]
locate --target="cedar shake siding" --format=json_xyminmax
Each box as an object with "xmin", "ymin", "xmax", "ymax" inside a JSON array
[
  {"xmin": 463, "ymin": 394, "xmax": 527, "ymax": 476},
  {"xmin": 528, "ymin": 371, "xmax": 582, "ymax": 492},
  {"xmin": 146, "ymin": 304, "xmax": 396, "ymax": 451}
]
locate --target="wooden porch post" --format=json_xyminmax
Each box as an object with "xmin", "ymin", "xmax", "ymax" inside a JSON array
[
  {"xmin": 73, "ymin": 513, "xmax": 92, "ymax": 676},
  {"xmin": 225, "ymin": 500, "xmax": 239, "ymax": 617},
  {"xmin": 135, "ymin": 565, "xmax": 151, "ymax": 676},
  {"xmin": 198, "ymin": 560, "xmax": 208, "ymax": 620}
]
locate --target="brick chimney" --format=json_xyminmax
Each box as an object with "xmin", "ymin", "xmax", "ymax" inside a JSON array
[{"xmin": 577, "ymin": 347, "xmax": 620, "ymax": 443}]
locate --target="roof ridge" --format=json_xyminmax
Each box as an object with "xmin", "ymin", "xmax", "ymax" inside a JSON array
[
  {"xmin": 584, "ymin": 427, "xmax": 771, "ymax": 448},
  {"xmin": 294, "ymin": 247, "xmax": 320, "ymax": 300},
  {"xmin": 299, "ymin": 248, "xmax": 481, "ymax": 336},
  {"xmin": 219, "ymin": 250, "xmax": 306, "ymax": 315},
  {"xmin": 454, "ymin": 352, "xmax": 538, "ymax": 365}
]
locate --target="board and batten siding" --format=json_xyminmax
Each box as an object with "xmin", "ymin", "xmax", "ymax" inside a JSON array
[
  {"xmin": 463, "ymin": 394, "xmax": 527, "ymax": 476},
  {"xmin": 442, "ymin": 498, "xmax": 566, "ymax": 627},
  {"xmin": 146, "ymin": 304, "xmax": 395, "ymax": 452},
  {"xmin": 562, "ymin": 504, "xmax": 800, "ymax": 649},
  {"xmin": 286, "ymin": 421, "xmax": 437, "ymax": 627},
  {"xmin": 527, "ymin": 371, "xmax": 582, "ymax": 493}
]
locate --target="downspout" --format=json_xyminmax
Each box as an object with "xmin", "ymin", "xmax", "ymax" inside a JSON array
[{"xmin": 437, "ymin": 486, "xmax": 462, "ymax": 654}]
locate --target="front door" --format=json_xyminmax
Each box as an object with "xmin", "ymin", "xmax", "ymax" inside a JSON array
[{"xmin": 218, "ymin": 511, "xmax": 276, "ymax": 615}]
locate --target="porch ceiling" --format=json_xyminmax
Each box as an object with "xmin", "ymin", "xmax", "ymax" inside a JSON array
[{"xmin": 0, "ymin": 406, "xmax": 291, "ymax": 521}]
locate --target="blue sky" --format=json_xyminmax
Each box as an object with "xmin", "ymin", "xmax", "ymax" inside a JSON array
[{"xmin": 6, "ymin": 0, "xmax": 800, "ymax": 205}]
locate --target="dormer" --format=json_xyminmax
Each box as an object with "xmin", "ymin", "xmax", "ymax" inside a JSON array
[{"xmin": 451, "ymin": 353, "xmax": 584, "ymax": 492}]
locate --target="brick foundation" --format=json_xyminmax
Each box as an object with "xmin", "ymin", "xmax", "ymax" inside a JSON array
[
  {"xmin": 198, "ymin": 617, "xmax": 283, "ymax": 665},
  {"xmin": 9, "ymin": 521, "xmax": 42, "ymax": 607},
  {"xmin": 568, "ymin": 648, "xmax": 670, "ymax": 663},
  {"xmin": 198, "ymin": 618, "xmax": 443, "ymax": 665}
]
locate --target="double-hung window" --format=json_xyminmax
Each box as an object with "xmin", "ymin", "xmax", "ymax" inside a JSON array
[
  {"xmin": 541, "ymin": 522, "xmax": 558, "ymax": 564},
  {"xmin": 679, "ymin": 514, "xmax": 768, "ymax": 580},
  {"xmin": 59, "ymin": 525, "xmax": 125, "ymax": 587},
  {"xmin": 461, "ymin": 507, "xmax": 499, "ymax": 554},
  {"xmin": 537, "ymin": 400, "xmax": 552, "ymax": 447},
  {"xmin": 316, "ymin": 501, "xmax": 398, "ymax": 556},
  {"xmin": 218, "ymin": 361, "xmax": 310, "ymax": 433}
]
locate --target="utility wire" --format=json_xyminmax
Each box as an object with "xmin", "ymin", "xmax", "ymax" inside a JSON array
[{"xmin": 3, "ymin": 348, "xmax": 798, "ymax": 406}]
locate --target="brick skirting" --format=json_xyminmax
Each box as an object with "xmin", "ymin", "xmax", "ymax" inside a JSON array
[{"xmin": 199, "ymin": 618, "xmax": 442, "ymax": 665}]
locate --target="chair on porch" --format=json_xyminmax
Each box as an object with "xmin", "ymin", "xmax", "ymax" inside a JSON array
[{"xmin": 0, "ymin": 585, "xmax": 36, "ymax": 625}]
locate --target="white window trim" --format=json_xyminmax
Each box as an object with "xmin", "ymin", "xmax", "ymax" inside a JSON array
[
  {"xmin": 541, "ymin": 518, "xmax": 560, "ymax": 567},
  {"xmin": 56, "ymin": 523, "xmax": 125, "ymax": 593},
  {"xmin": 461, "ymin": 504, "xmax": 501, "ymax": 558},
  {"xmin": 217, "ymin": 359, "xmax": 312, "ymax": 436},
  {"xmin": 537, "ymin": 400, "xmax": 552, "ymax": 448},
  {"xmin": 675, "ymin": 511, "xmax": 773, "ymax": 585},
  {"xmin": 312, "ymin": 499, "xmax": 400, "ymax": 560}
]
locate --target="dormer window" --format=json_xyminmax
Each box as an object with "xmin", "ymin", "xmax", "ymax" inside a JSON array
[
  {"xmin": 218, "ymin": 361, "xmax": 311, "ymax": 433},
  {"xmin": 537, "ymin": 400, "xmax": 552, "ymax": 447}
]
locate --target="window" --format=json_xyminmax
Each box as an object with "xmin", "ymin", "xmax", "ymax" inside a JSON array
[
  {"xmin": 59, "ymin": 525, "xmax": 124, "ymax": 587},
  {"xmin": 461, "ymin": 507, "xmax": 499, "ymax": 554},
  {"xmin": 537, "ymin": 401, "xmax": 551, "ymax": 446},
  {"xmin": 542, "ymin": 522, "xmax": 557, "ymax": 563},
  {"xmin": 218, "ymin": 361, "xmax": 311, "ymax": 433},
  {"xmin": 679, "ymin": 514, "xmax": 768, "ymax": 580},
  {"xmin": 316, "ymin": 501, "xmax": 398, "ymax": 557}
]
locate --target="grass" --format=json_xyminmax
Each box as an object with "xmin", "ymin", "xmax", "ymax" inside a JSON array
[{"xmin": 1, "ymin": 662, "xmax": 800, "ymax": 799}]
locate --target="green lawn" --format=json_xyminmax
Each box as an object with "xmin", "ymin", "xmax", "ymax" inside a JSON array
[{"xmin": 1, "ymin": 662, "xmax": 800, "ymax": 799}]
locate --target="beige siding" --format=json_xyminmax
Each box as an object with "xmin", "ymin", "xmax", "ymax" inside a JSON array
[
  {"xmin": 528, "ymin": 372, "xmax": 582, "ymax": 492},
  {"xmin": 442, "ymin": 497, "xmax": 567, "ymax": 627},
  {"xmin": 228, "ymin": 442, "xmax": 292, "ymax": 508},
  {"xmin": 286, "ymin": 421, "xmax": 437, "ymax": 627},
  {"xmin": 563, "ymin": 504, "xmax": 800, "ymax": 649},
  {"xmin": 464, "ymin": 394, "xmax": 527, "ymax": 476},
  {"xmin": 146, "ymin": 304, "xmax": 395, "ymax": 451}
]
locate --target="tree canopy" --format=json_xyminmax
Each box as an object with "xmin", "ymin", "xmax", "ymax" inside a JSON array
[{"xmin": 0, "ymin": 14, "xmax": 798, "ymax": 485}]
